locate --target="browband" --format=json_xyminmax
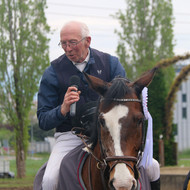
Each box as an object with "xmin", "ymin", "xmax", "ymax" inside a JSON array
[{"xmin": 101, "ymin": 98, "xmax": 141, "ymax": 103}]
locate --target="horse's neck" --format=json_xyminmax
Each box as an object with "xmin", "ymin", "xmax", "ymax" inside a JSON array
[{"xmin": 93, "ymin": 142, "xmax": 101, "ymax": 159}]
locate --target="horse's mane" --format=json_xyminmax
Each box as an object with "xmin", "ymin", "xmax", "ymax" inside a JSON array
[
  {"xmin": 103, "ymin": 77, "xmax": 132, "ymax": 108},
  {"xmin": 87, "ymin": 77, "xmax": 132, "ymax": 149}
]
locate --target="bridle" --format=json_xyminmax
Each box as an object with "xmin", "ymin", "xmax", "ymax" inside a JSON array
[
  {"xmin": 82, "ymin": 98, "xmax": 144, "ymax": 190},
  {"xmin": 98, "ymin": 98, "xmax": 143, "ymax": 170}
]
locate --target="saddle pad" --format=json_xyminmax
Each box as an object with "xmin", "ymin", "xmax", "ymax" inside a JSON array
[
  {"xmin": 33, "ymin": 143, "xmax": 88, "ymax": 190},
  {"xmin": 57, "ymin": 143, "xmax": 89, "ymax": 190}
]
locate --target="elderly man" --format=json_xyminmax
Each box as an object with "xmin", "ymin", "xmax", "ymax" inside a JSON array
[{"xmin": 37, "ymin": 21, "xmax": 126, "ymax": 190}]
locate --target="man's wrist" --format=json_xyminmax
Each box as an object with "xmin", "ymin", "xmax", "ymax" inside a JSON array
[{"xmin": 61, "ymin": 104, "xmax": 68, "ymax": 116}]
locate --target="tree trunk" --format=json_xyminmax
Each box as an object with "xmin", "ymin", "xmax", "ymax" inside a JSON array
[{"xmin": 16, "ymin": 129, "xmax": 26, "ymax": 178}]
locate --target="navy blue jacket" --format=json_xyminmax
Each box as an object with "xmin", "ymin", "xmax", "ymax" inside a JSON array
[{"xmin": 37, "ymin": 48, "xmax": 126, "ymax": 132}]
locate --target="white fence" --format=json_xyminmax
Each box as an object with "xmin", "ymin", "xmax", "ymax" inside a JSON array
[
  {"xmin": 0, "ymin": 160, "xmax": 9, "ymax": 173},
  {"xmin": 28, "ymin": 137, "xmax": 55, "ymax": 154}
]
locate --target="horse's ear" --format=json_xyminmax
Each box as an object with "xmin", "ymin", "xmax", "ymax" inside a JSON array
[
  {"xmin": 83, "ymin": 72, "xmax": 108, "ymax": 96},
  {"xmin": 132, "ymin": 67, "xmax": 158, "ymax": 93}
]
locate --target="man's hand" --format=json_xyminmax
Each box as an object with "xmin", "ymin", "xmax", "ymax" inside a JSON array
[{"xmin": 61, "ymin": 86, "xmax": 81, "ymax": 116}]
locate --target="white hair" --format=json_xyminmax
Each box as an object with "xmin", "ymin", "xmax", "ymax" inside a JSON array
[
  {"xmin": 61, "ymin": 21, "xmax": 90, "ymax": 38},
  {"xmin": 80, "ymin": 22, "xmax": 90, "ymax": 38}
]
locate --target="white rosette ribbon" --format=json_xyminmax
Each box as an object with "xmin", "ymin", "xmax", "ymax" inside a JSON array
[{"xmin": 139, "ymin": 87, "xmax": 153, "ymax": 168}]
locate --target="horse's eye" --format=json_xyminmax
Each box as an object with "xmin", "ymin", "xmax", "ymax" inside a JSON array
[
  {"xmin": 137, "ymin": 118, "xmax": 143, "ymax": 126},
  {"xmin": 98, "ymin": 116, "xmax": 105, "ymax": 127}
]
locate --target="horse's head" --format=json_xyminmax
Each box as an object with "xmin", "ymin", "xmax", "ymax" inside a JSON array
[{"xmin": 84, "ymin": 67, "xmax": 157, "ymax": 190}]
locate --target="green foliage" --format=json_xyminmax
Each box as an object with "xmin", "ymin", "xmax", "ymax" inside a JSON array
[
  {"xmin": 165, "ymin": 63, "xmax": 190, "ymax": 139},
  {"xmin": 164, "ymin": 138, "xmax": 176, "ymax": 165},
  {"xmin": 0, "ymin": 0, "xmax": 50, "ymax": 177},
  {"xmin": 114, "ymin": 0, "xmax": 176, "ymax": 165},
  {"xmin": 149, "ymin": 69, "xmax": 176, "ymax": 164},
  {"xmin": 148, "ymin": 69, "xmax": 176, "ymax": 164},
  {"xmin": 114, "ymin": 0, "xmax": 175, "ymax": 79},
  {"xmin": 148, "ymin": 70, "xmax": 167, "ymax": 160},
  {"xmin": 0, "ymin": 112, "xmax": 4, "ymax": 123},
  {"xmin": 0, "ymin": 128, "xmax": 14, "ymax": 141},
  {"xmin": 28, "ymin": 123, "xmax": 54, "ymax": 141}
]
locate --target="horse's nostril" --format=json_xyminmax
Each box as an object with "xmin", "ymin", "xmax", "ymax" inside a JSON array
[
  {"xmin": 131, "ymin": 184, "xmax": 136, "ymax": 190},
  {"xmin": 109, "ymin": 178, "xmax": 116, "ymax": 190},
  {"xmin": 132, "ymin": 179, "xmax": 137, "ymax": 190}
]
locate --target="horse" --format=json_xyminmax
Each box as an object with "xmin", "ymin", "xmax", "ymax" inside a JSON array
[
  {"xmin": 58, "ymin": 67, "xmax": 157, "ymax": 190},
  {"xmin": 34, "ymin": 67, "xmax": 157, "ymax": 190}
]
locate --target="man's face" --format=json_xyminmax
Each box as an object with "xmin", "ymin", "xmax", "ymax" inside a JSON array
[{"xmin": 60, "ymin": 25, "xmax": 91, "ymax": 63}]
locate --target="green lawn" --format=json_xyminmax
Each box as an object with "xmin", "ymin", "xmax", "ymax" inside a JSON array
[
  {"xmin": 178, "ymin": 150, "xmax": 190, "ymax": 167},
  {"xmin": 0, "ymin": 153, "xmax": 49, "ymax": 188}
]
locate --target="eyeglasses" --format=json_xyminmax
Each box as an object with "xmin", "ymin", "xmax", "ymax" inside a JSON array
[{"xmin": 58, "ymin": 37, "xmax": 86, "ymax": 49}]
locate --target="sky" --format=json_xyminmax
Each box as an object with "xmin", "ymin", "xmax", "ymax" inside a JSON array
[{"xmin": 45, "ymin": 0, "xmax": 190, "ymax": 62}]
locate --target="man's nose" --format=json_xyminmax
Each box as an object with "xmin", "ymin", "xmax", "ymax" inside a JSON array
[{"xmin": 65, "ymin": 44, "xmax": 72, "ymax": 51}]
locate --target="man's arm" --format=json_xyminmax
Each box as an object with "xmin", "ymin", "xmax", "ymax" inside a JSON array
[
  {"xmin": 37, "ymin": 66, "xmax": 80, "ymax": 131},
  {"xmin": 37, "ymin": 66, "xmax": 67, "ymax": 131},
  {"xmin": 109, "ymin": 55, "xmax": 126, "ymax": 79}
]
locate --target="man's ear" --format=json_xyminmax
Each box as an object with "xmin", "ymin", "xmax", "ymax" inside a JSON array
[{"xmin": 85, "ymin": 36, "xmax": 91, "ymax": 48}]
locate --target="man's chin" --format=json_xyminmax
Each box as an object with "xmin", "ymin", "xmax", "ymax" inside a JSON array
[{"xmin": 67, "ymin": 55, "xmax": 76, "ymax": 62}]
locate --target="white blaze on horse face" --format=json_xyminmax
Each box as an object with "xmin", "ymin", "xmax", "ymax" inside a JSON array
[
  {"xmin": 114, "ymin": 163, "xmax": 136, "ymax": 189},
  {"xmin": 103, "ymin": 105, "xmax": 136, "ymax": 189},
  {"xmin": 103, "ymin": 105, "xmax": 128, "ymax": 156}
]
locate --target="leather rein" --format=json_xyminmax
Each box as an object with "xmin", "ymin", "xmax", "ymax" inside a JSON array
[{"xmin": 79, "ymin": 98, "xmax": 144, "ymax": 190}]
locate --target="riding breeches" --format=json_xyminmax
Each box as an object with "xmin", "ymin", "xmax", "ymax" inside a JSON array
[{"xmin": 42, "ymin": 131, "xmax": 82, "ymax": 190}]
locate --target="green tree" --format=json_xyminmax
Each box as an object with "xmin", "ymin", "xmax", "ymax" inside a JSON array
[
  {"xmin": 154, "ymin": 54, "xmax": 190, "ymax": 165},
  {"xmin": 114, "ymin": 0, "xmax": 174, "ymax": 78},
  {"xmin": 114, "ymin": 0, "xmax": 175, "ymax": 164},
  {"xmin": 29, "ymin": 123, "xmax": 54, "ymax": 142},
  {"xmin": 0, "ymin": 111, "xmax": 4, "ymax": 123},
  {"xmin": 0, "ymin": 0, "xmax": 50, "ymax": 178},
  {"xmin": 155, "ymin": 54, "xmax": 190, "ymax": 139},
  {"xmin": 0, "ymin": 128, "xmax": 14, "ymax": 154}
]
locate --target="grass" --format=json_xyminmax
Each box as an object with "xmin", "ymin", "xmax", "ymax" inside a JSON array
[
  {"xmin": 0, "ymin": 153, "xmax": 49, "ymax": 188},
  {"xmin": 0, "ymin": 177, "xmax": 34, "ymax": 188},
  {"xmin": 10, "ymin": 153, "xmax": 49, "ymax": 177},
  {"xmin": 178, "ymin": 149, "xmax": 190, "ymax": 167},
  {"xmin": 179, "ymin": 149, "xmax": 190, "ymax": 159}
]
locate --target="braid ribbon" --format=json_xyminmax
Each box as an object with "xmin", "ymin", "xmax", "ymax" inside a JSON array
[{"xmin": 139, "ymin": 87, "xmax": 153, "ymax": 168}]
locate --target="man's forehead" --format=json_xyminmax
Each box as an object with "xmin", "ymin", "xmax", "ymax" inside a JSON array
[{"xmin": 60, "ymin": 29, "xmax": 81, "ymax": 40}]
